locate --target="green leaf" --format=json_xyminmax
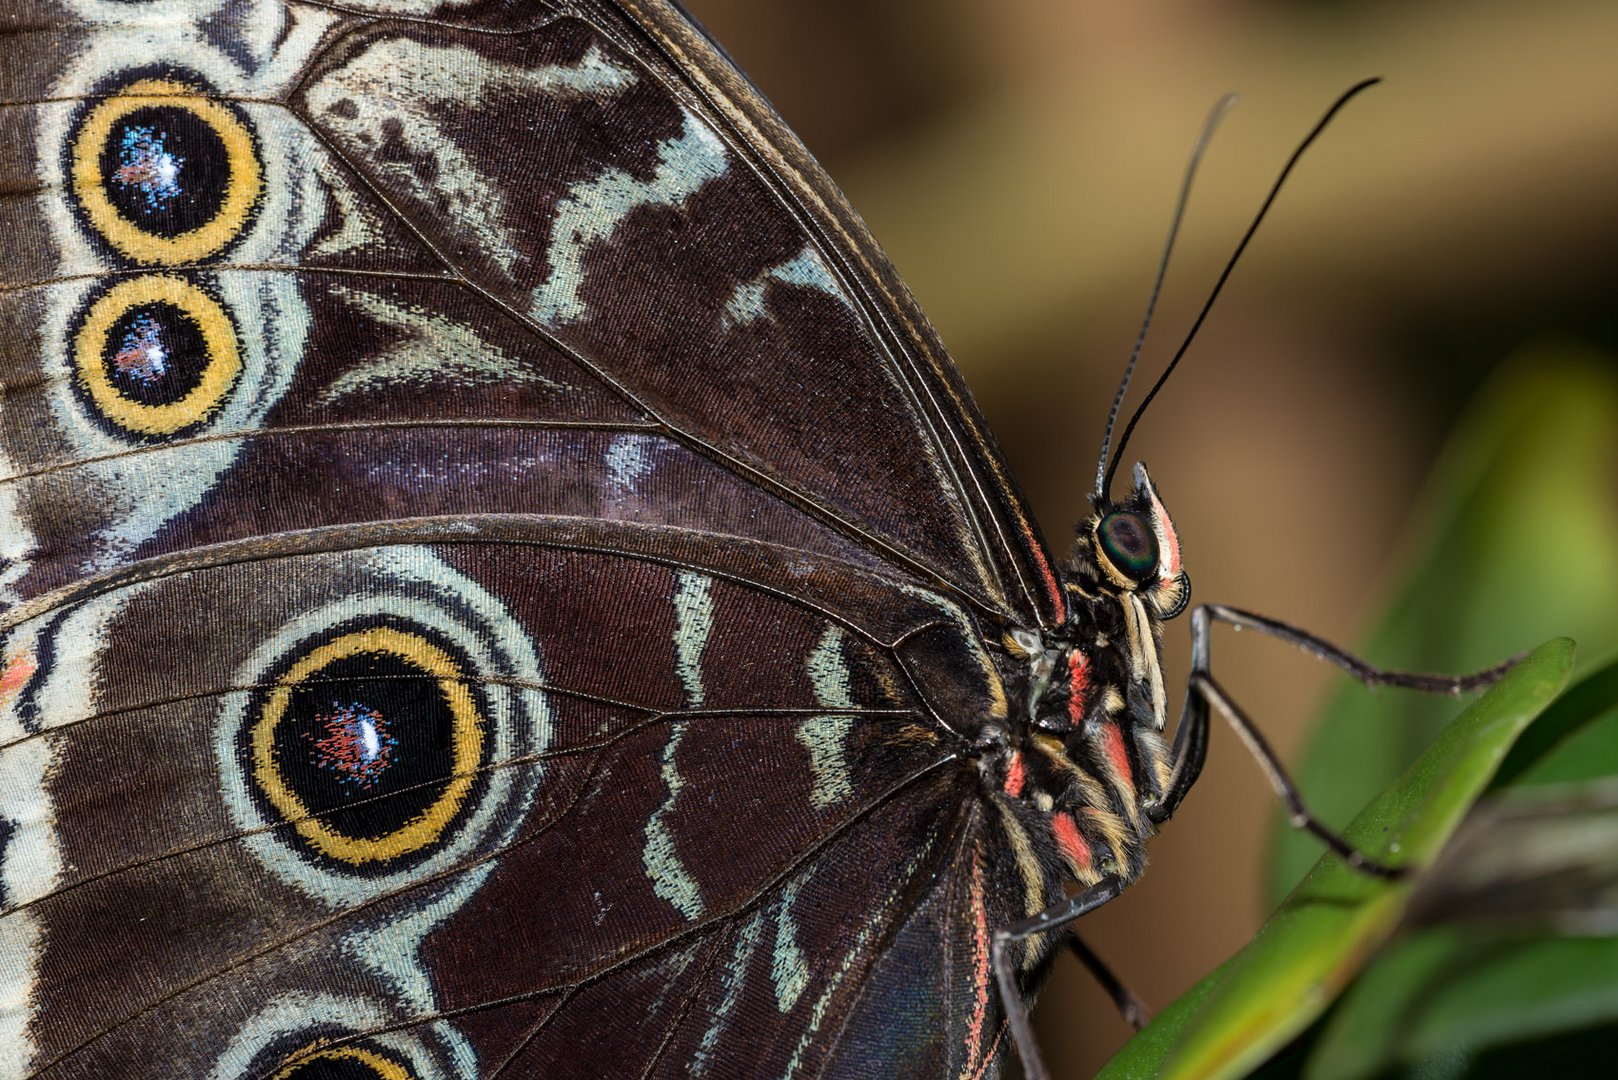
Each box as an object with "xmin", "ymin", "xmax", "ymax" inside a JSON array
[
  {"xmin": 1096, "ymin": 960, "xmax": 1230, "ymax": 1079},
  {"xmin": 1305, "ymin": 777, "xmax": 1618, "ymax": 1080},
  {"xmin": 1305, "ymin": 932, "xmax": 1618, "ymax": 1080},
  {"xmin": 1493, "ymin": 653, "xmax": 1618, "ymax": 788},
  {"xmin": 1096, "ymin": 640, "xmax": 1573, "ymax": 1080},
  {"xmin": 1270, "ymin": 353, "xmax": 1618, "ymax": 904}
]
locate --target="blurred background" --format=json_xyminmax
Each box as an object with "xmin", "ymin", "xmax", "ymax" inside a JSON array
[{"xmin": 681, "ymin": 1, "xmax": 1618, "ymax": 1074}]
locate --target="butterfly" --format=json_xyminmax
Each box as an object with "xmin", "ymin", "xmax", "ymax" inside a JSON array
[{"xmin": 0, "ymin": 2, "xmax": 1510, "ymax": 1078}]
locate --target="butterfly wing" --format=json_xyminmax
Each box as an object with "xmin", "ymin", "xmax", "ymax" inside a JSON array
[
  {"xmin": 612, "ymin": 0, "xmax": 1068, "ymax": 627},
  {"xmin": 1, "ymin": 0, "xmax": 1063, "ymax": 628},
  {"xmin": 0, "ymin": 1, "xmax": 1053, "ymax": 1075},
  {"xmin": 8, "ymin": 520, "xmax": 1024, "ymax": 1076}
]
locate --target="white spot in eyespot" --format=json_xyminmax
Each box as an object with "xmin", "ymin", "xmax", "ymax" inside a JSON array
[{"xmin": 358, "ymin": 716, "xmax": 381, "ymax": 761}]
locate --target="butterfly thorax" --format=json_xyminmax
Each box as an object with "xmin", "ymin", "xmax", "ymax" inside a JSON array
[{"xmin": 985, "ymin": 463, "xmax": 1190, "ymax": 891}]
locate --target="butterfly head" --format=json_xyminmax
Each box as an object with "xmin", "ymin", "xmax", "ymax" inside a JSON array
[{"xmin": 1075, "ymin": 462, "xmax": 1190, "ymax": 622}]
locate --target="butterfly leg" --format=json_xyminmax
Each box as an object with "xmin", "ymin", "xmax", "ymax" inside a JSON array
[
  {"xmin": 991, "ymin": 876, "xmax": 1127, "ymax": 1080},
  {"xmin": 1189, "ymin": 667, "xmax": 1406, "ymax": 878},
  {"xmin": 1152, "ymin": 603, "xmax": 1518, "ymax": 874},
  {"xmin": 1067, "ymin": 934, "xmax": 1152, "ymax": 1030},
  {"xmin": 1197, "ymin": 603, "xmax": 1519, "ymax": 695}
]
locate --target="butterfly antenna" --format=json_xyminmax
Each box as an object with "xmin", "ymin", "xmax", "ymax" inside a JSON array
[
  {"xmin": 1102, "ymin": 77, "xmax": 1382, "ymax": 496},
  {"xmin": 1095, "ymin": 92, "xmax": 1238, "ymax": 502}
]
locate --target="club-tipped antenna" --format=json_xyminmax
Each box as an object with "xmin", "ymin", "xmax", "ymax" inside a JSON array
[
  {"xmin": 1095, "ymin": 92, "xmax": 1238, "ymax": 501},
  {"xmin": 1101, "ymin": 77, "xmax": 1382, "ymax": 498}
]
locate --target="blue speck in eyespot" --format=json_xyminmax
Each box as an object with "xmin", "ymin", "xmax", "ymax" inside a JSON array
[
  {"xmin": 306, "ymin": 702, "xmax": 400, "ymax": 792},
  {"xmin": 111, "ymin": 313, "xmax": 169, "ymax": 384},
  {"xmin": 114, "ymin": 125, "xmax": 185, "ymax": 209}
]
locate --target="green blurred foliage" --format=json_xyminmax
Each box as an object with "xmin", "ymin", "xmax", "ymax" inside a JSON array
[
  {"xmin": 1270, "ymin": 353, "xmax": 1618, "ymax": 902},
  {"xmin": 1309, "ymin": 930, "xmax": 1618, "ymax": 1080}
]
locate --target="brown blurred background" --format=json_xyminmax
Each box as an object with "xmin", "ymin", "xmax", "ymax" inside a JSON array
[{"xmin": 681, "ymin": 1, "xmax": 1618, "ymax": 1074}]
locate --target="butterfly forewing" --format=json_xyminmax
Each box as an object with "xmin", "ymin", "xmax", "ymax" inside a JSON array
[{"xmin": 0, "ymin": 0, "xmax": 1069, "ymax": 1076}]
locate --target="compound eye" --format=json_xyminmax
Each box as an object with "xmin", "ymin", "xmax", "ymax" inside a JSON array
[{"xmin": 1096, "ymin": 510, "xmax": 1158, "ymax": 583}]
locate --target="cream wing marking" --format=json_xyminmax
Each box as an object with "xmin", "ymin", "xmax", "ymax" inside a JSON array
[
  {"xmin": 643, "ymin": 571, "xmax": 712, "ymax": 919},
  {"xmin": 721, "ymin": 244, "xmax": 854, "ymax": 328},
  {"xmin": 532, "ymin": 108, "xmax": 731, "ymax": 326},
  {"xmin": 800, "ymin": 625, "xmax": 856, "ymax": 810}
]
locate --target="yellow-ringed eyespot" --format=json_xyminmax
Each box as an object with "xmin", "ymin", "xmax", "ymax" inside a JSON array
[
  {"xmin": 71, "ymin": 274, "xmax": 242, "ymax": 438},
  {"xmin": 69, "ymin": 78, "xmax": 262, "ymax": 263},
  {"xmin": 272, "ymin": 1044, "xmax": 415, "ymax": 1080},
  {"xmin": 249, "ymin": 625, "xmax": 486, "ymax": 868}
]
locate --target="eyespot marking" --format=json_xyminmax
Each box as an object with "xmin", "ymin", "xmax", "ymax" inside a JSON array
[
  {"xmin": 248, "ymin": 625, "xmax": 485, "ymax": 868},
  {"xmin": 71, "ymin": 274, "xmax": 241, "ymax": 438},
  {"xmin": 271, "ymin": 1044, "xmax": 415, "ymax": 1080},
  {"xmin": 68, "ymin": 78, "xmax": 262, "ymax": 263}
]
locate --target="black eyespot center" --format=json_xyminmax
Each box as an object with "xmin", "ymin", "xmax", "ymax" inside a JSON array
[{"xmin": 1098, "ymin": 510, "xmax": 1158, "ymax": 581}]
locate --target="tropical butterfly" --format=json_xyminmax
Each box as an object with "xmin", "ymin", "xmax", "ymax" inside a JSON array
[{"xmin": 0, "ymin": 1, "xmax": 1509, "ymax": 1077}]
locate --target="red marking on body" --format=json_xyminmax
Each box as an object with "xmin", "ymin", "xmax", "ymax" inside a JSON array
[
  {"xmin": 1003, "ymin": 750, "xmax": 1026, "ymax": 798},
  {"xmin": 1100, "ymin": 721, "xmax": 1135, "ymax": 796},
  {"xmin": 1067, "ymin": 649, "xmax": 1090, "ymax": 726},
  {"xmin": 0, "ymin": 653, "xmax": 36, "ymax": 703},
  {"xmin": 1051, "ymin": 811, "xmax": 1092, "ymax": 872},
  {"xmin": 962, "ymin": 850, "xmax": 992, "ymax": 1075},
  {"xmin": 1158, "ymin": 525, "xmax": 1182, "ymax": 582}
]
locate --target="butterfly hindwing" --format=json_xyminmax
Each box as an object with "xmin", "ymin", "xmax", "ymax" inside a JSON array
[{"xmin": 5, "ymin": 518, "xmax": 1027, "ymax": 1075}]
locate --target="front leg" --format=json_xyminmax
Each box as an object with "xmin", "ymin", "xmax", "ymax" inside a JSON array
[
  {"xmin": 1199, "ymin": 603, "xmax": 1518, "ymax": 695},
  {"xmin": 1149, "ymin": 604, "xmax": 1518, "ymax": 869},
  {"xmin": 1067, "ymin": 934, "xmax": 1151, "ymax": 1032}
]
